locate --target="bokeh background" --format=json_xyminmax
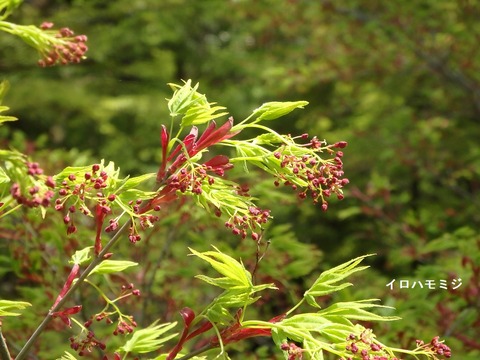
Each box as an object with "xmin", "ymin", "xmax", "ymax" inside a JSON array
[{"xmin": 1, "ymin": 0, "xmax": 479, "ymax": 358}]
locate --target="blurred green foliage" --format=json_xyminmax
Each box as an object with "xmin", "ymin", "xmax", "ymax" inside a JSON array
[{"xmin": 1, "ymin": 0, "xmax": 479, "ymax": 358}]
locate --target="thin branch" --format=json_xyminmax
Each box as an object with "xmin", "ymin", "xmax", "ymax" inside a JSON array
[
  {"xmin": 0, "ymin": 324, "xmax": 12, "ymax": 360},
  {"xmin": 140, "ymin": 226, "xmax": 177, "ymax": 325},
  {"xmin": 14, "ymin": 218, "xmax": 133, "ymax": 360}
]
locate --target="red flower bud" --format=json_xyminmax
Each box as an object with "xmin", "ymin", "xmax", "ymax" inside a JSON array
[{"xmin": 334, "ymin": 141, "xmax": 348, "ymax": 148}]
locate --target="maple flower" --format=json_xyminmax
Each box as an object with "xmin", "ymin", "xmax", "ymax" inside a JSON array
[
  {"xmin": 37, "ymin": 23, "xmax": 88, "ymax": 67},
  {"xmin": 156, "ymin": 117, "xmax": 238, "ymax": 182},
  {"xmin": 0, "ymin": 20, "xmax": 88, "ymax": 66},
  {"xmin": 142, "ymin": 119, "xmax": 238, "ymax": 213}
]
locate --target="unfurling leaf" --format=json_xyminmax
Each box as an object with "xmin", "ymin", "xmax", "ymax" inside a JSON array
[{"xmin": 168, "ymin": 80, "xmax": 209, "ymax": 117}]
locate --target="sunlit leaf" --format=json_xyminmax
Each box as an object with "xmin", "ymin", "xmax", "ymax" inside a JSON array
[
  {"xmin": 0, "ymin": 299, "xmax": 31, "ymax": 316},
  {"xmin": 0, "ymin": 81, "xmax": 17, "ymax": 124},
  {"xmin": 318, "ymin": 300, "xmax": 400, "ymax": 322},
  {"xmin": 189, "ymin": 247, "xmax": 251, "ymax": 290},
  {"xmin": 116, "ymin": 173, "xmax": 156, "ymax": 191},
  {"xmin": 118, "ymin": 321, "xmax": 178, "ymax": 354},
  {"xmin": 56, "ymin": 351, "xmax": 78, "ymax": 360},
  {"xmin": 304, "ymin": 254, "xmax": 374, "ymax": 308},
  {"xmin": 0, "ymin": 167, "xmax": 10, "ymax": 184},
  {"xmin": 252, "ymin": 101, "xmax": 308, "ymax": 122},
  {"xmin": 168, "ymin": 80, "xmax": 209, "ymax": 117},
  {"xmin": 90, "ymin": 260, "xmax": 138, "ymax": 275},
  {"xmin": 181, "ymin": 103, "xmax": 228, "ymax": 127}
]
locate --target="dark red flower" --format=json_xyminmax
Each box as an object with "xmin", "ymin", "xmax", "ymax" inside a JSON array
[
  {"xmin": 157, "ymin": 118, "xmax": 238, "ymax": 182},
  {"xmin": 203, "ymin": 155, "xmax": 234, "ymax": 176},
  {"xmin": 94, "ymin": 204, "xmax": 111, "ymax": 255},
  {"xmin": 166, "ymin": 307, "xmax": 197, "ymax": 360},
  {"xmin": 52, "ymin": 264, "xmax": 80, "ymax": 310},
  {"xmin": 52, "ymin": 305, "xmax": 82, "ymax": 327}
]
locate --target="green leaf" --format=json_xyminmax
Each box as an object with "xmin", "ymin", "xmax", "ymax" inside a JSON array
[
  {"xmin": 318, "ymin": 300, "xmax": 400, "ymax": 322},
  {"xmin": 118, "ymin": 321, "xmax": 177, "ymax": 354},
  {"xmin": 56, "ymin": 351, "xmax": 78, "ymax": 360},
  {"xmin": 273, "ymin": 314, "xmax": 372, "ymax": 359},
  {"xmin": 90, "ymin": 260, "xmax": 138, "ymax": 275},
  {"xmin": 279, "ymin": 313, "xmax": 332, "ymax": 336},
  {"xmin": 0, "ymin": 1, "xmax": 22, "ymax": 20},
  {"xmin": 0, "ymin": 81, "xmax": 10, "ymax": 103},
  {"xmin": 53, "ymin": 165, "xmax": 93, "ymax": 181},
  {"xmin": 205, "ymin": 302, "xmax": 237, "ymax": 324},
  {"xmin": 0, "ymin": 107, "xmax": 17, "ymax": 125},
  {"xmin": 181, "ymin": 103, "xmax": 228, "ymax": 127},
  {"xmin": 168, "ymin": 80, "xmax": 209, "ymax": 117},
  {"xmin": 252, "ymin": 132, "xmax": 284, "ymax": 145},
  {"xmin": 189, "ymin": 247, "xmax": 252, "ymax": 290},
  {"xmin": 0, "ymin": 167, "xmax": 10, "ymax": 184},
  {"xmin": 69, "ymin": 247, "xmax": 92, "ymax": 266},
  {"xmin": 304, "ymin": 254, "xmax": 374, "ymax": 308},
  {"xmin": 252, "ymin": 101, "xmax": 308, "ymax": 122},
  {"xmin": 0, "ymin": 82, "xmax": 17, "ymax": 125},
  {"xmin": 0, "ymin": 299, "xmax": 32, "ymax": 316},
  {"xmin": 191, "ymin": 247, "xmax": 275, "ymax": 324},
  {"xmin": 116, "ymin": 173, "xmax": 156, "ymax": 191}
]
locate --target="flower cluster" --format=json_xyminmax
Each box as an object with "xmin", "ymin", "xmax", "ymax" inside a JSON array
[
  {"xmin": 120, "ymin": 282, "xmax": 141, "ymax": 297},
  {"xmin": 157, "ymin": 119, "xmax": 236, "ymax": 183},
  {"xmin": 168, "ymin": 167, "xmax": 213, "ymax": 195},
  {"xmin": 9, "ymin": 162, "xmax": 54, "ymax": 208},
  {"xmin": 280, "ymin": 342, "xmax": 305, "ymax": 360},
  {"xmin": 37, "ymin": 22, "xmax": 88, "ymax": 67},
  {"xmin": 224, "ymin": 206, "xmax": 270, "ymax": 241},
  {"xmin": 416, "ymin": 337, "xmax": 452, "ymax": 358},
  {"xmin": 55, "ymin": 164, "xmax": 108, "ymax": 208},
  {"xmin": 342, "ymin": 330, "xmax": 397, "ymax": 360},
  {"xmin": 126, "ymin": 200, "xmax": 162, "ymax": 243},
  {"xmin": 144, "ymin": 158, "xmax": 232, "ymax": 218},
  {"xmin": 90, "ymin": 311, "xmax": 138, "ymax": 337},
  {"xmin": 164, "ymin": 156, "xmax": 231, "ymax": 194},
  {"xmin": 81, "ymin": 283, "xmax": 140, "ymax": 345},
  {"xmin": 113, "ymin": 316, "xmax": 138, "ymax": 336},
  {"xmin": 54, "ymin": 164, "xmax": 115, "ymax": 237},
  {"xmin": 141, "ymin": 119, "xmax": 236, "ymax": 217},
  {"xmin": 69, "ymin": 330, "xmax": 106, "ymax": 356},
  {"xmin": 273, "ymin": 138, "xmax": 348, "ymax": 211}
]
